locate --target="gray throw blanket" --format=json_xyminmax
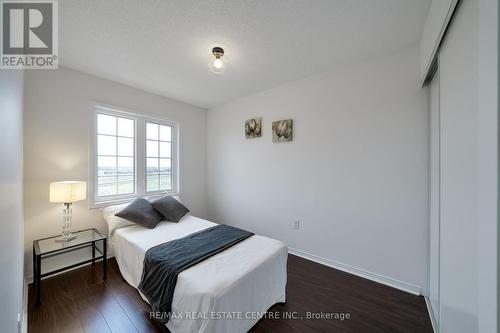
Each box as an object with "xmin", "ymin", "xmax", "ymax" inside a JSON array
[{"xmin": 138, "ymin": 224, "xmax": 254, "ymax": 323}]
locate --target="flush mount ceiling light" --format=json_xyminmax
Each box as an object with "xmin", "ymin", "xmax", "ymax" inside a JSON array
[{"xmin": 208, "ymin": 46, "xmax": 225, "ymax": 74}]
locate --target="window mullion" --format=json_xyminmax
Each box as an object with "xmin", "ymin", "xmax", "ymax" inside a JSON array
[
  {"xmin": 172, "ymin": 125, "xmax": 177, "ymax": 193},
  {"xmin": 115, "ymin": 116, "xmax": 119, "ymax": 195},
  {"xmin": 157, "ymin": 126, "xmax": 160, "ymax": 192},
  {"xmin": 158, "ymin": 129, "xmax": 159, "ymax": 190},
  {"xmin": 136, "ymin": 118, "xmax": 146, "ymax": 196}
]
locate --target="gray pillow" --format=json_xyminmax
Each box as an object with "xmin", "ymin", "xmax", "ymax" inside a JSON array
[
  {"xmin": 151, "ymin": 196, "xmax": 189, "ymax": 222},
  {"xmin": 115, "ymin": 198, "xmax": 162, "ymax": 229}
]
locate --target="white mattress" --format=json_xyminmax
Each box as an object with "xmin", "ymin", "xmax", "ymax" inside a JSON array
[{"xmin": 112, "ymin": 215, "xmax": 287, "ymax": 333}]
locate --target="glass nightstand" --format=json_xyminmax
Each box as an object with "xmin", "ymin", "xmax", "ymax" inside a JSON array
[{"xmin": 33, "ymin": 228, "xmax": 107, "ymax": 306}]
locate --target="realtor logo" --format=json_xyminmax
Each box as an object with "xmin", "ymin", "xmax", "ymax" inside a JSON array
[{"xmin": 1, "ymin": 0, "xmax": 58, "ymax": 69}]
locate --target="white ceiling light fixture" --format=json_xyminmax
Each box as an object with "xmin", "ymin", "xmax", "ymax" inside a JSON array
[{"xmin": 208, "ymin": 46, "xmax": 225, "ymax": 74}]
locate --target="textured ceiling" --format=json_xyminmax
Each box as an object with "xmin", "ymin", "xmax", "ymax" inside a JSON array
[{"xmin": 59, "ymin": 0, "xmax": 431, "ymax": 108}]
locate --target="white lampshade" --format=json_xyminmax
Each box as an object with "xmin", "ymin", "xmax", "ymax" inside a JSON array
[{"xmin": 49, "ymin": 181, "xmax": 87, "ymax": 203}]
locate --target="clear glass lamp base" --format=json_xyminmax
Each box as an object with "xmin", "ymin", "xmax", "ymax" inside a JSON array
[
  {"xmin": 54, "ymin": 233, "xmax": 77, "ymax": 242},
  {"xmin": 55, "ymin": 204, "xmax": 78, "ymax": 242}
]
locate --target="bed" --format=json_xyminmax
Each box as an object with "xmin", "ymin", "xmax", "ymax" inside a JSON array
[{"xmin": 103, "ymin": 204, "xmax": 287, "ymax": 333}]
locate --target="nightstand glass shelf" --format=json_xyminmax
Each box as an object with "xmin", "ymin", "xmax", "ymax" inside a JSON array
[
  {"xmin": 35, "ymin": 228, "xmax": 105, "ymax": 255},
  {"xmin": 33, "ymin": 228, "xmax": 107, "ymax": 306}
]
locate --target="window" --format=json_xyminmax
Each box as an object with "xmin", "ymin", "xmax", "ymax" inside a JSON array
[
  {"xmin": 91, "ymin": 105, "xmax": 178, "ymax": 206},
  {"xmin": 146, "ymin": 122, "xmax": 173, "ymax": 192},
  {"xmin": 96, "ymin": 114, "xmax": 135, "ymax": 197}
]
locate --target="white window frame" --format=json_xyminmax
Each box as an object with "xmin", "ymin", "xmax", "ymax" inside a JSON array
[{"xmin": 89, "ymin": 103, "xmax": 179, "ymax": 208}]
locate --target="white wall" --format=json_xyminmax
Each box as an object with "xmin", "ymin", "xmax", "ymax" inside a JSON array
[
  {"xmin": 0, "ymin": 70, "xmax": 25, "ymax": 333},
  {"xmin": 23, "ymin": 67, "xmax": 207, "ymax": 277},
  {"xmin": 206, "ymin": 45, "xmax": 429, "ymax": 293}
]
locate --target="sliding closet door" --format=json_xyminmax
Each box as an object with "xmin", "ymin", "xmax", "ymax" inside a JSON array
[
  {"xmin": 438, "ymin": 0, "xmax": 478, "ymax": 332},
  {"xmin": 428, "ymin": 67, "xmax": 440, "ymax": 327}
]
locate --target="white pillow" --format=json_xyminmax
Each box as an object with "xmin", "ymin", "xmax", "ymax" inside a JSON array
[
  {"xmin": 102, "ymin": 195, "xmax": 184, "ymax": 235},
  {"xmin": 145, "ymin": 194, "xmax": 183, "ymax": 204},
  {"xmin": 171, "ymin": 195, "xmax": 182, "ymax": 203},
  {"xmin": 102, "ymin": 202, "xmax": 135, "ymax": 236}
]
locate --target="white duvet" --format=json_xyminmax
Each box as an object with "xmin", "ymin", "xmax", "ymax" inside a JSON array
[{"xmin": 112, "ymin": 215, "xmax": 287, "ymax": 333}]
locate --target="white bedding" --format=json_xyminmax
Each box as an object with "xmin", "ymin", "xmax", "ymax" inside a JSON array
[{"xmin": 112, "ymin": 215, "xmax": 287, "ymax": 333}]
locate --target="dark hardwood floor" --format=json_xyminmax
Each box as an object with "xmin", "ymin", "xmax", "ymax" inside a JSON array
[{"xmin": 28, "ymin": 255, "xmax": 433, "ymax": 333}]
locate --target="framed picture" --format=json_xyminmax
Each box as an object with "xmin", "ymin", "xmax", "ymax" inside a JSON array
[
  {"xmin": 245, "ymin": 117, "xmax": 262, "ymax": 139},
  {"xmin": 272, "ymin": 119, "xmax": 293, "ymax": 143}
]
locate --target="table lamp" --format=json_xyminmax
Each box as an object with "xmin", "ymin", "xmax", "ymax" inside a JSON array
[{"xmin": 49, "ymin": 181, "xmax": 87, "ymax": 242}]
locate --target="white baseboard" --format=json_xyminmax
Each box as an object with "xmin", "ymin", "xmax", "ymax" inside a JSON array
[
  {"xmin": 288, "ymin": 247, "xmax": 422, "ymax": 296},
  {"xmin": 424, "ymin": 296, "xmax": 438, "ymax": 333}
]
